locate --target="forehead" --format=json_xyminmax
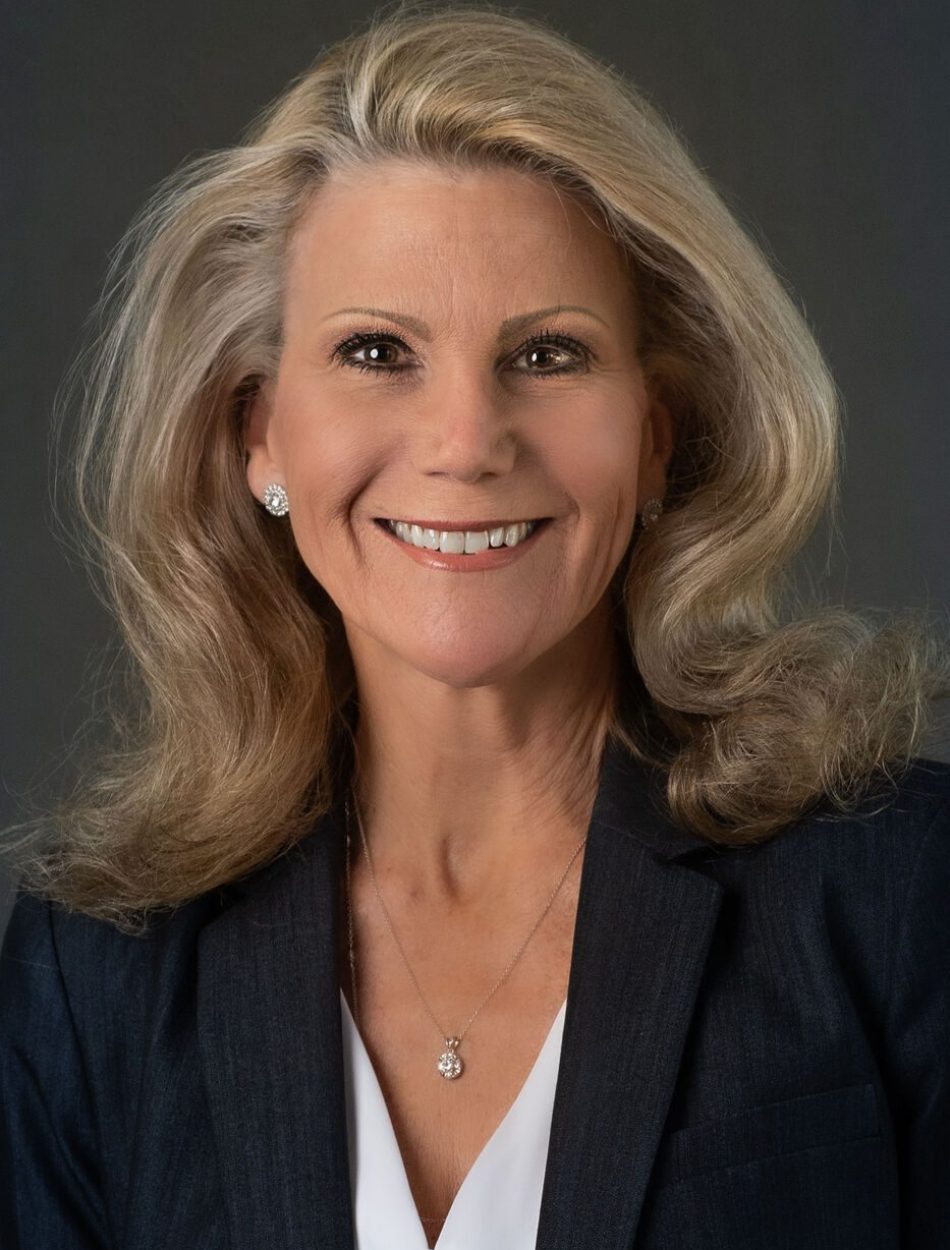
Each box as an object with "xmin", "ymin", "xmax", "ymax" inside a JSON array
[{"xmin": 284, "ymin": 159, "xmax": 634, "ymax": 322}]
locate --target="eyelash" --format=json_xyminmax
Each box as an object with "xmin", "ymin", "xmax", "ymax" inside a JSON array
[{"xmin": 330, "ymin": 326, "xmax": 590, "ymax": 378}]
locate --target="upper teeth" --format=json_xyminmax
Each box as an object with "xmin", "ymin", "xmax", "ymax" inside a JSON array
[{"xmin": 387, "ymin": 519, "xmax": 540, "ymax": 553}]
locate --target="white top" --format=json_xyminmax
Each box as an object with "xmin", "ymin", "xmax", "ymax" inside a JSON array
[{"xmin": 340, "ymin": 989, "xmax": 567, "ymax": 1250}]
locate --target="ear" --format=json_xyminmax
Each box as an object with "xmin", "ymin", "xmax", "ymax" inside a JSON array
[
  {"xmin": 636, "ymin": 387, "xmax": 676, "ymax": 504},
  {"xmin": 242, "ymin": 378, "xmax": 284, "ymax": 502}
]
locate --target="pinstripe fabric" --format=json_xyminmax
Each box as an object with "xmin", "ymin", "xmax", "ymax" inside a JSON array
[{"xmin": 1, "ymin": 736, "xmax": 948, "ymax": 1249}]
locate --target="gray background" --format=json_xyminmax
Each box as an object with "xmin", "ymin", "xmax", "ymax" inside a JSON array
[{"xmin": 2, "ymin": 0, "xmax": 948, "ymax": 931}]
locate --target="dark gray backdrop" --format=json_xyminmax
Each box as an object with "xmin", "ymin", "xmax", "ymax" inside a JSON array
[{"xmin": 3, "ymin": 0, "xmax": 948, "ymax": 931}]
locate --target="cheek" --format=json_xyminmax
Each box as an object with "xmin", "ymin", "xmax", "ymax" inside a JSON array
[
  {"xmin": 273, "ymin": 393, "xmax": 381, "ymax": 525},
  {"xmin": 548, "ymin": 409, "xmax": 642, "ymax": 524}
]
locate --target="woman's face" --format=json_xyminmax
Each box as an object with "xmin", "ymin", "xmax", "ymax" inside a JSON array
[{"xmin": 246, "ymin": 160, "xmax": 673, "ymax": 689}]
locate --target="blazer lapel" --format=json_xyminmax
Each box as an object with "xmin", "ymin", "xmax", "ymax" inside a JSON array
[
  {"xmin": 197, "ymin": 735, "xmax": 723, "ymax": 1250},
  {"xmin": 535, "ymin": 737, "xmax": 724, "ymax": 1249},
  {"xmin": 197, "ymin": 789, "xmax": 354, "ymax": 1250}
]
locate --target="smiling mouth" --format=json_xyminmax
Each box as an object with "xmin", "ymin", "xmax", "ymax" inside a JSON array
[{"xmin": 374, "ymin": 517, "xmax": 551, "ymax": 554}]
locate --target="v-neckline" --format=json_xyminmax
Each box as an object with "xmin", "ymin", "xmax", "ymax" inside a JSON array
[{"xmin": 340, "ymin": 989, "xmax": 568, "ymax": 1249}]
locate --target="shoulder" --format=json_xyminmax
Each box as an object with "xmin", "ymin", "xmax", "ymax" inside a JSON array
[
  {"xmin": 692, "ymin": 755, "xmax": 950, "ymax": 891},
  {"xmin": 841, "ymin": 755, "xmax": 950, "ymax": 839},
  {"xmin": 790, "ymin": 754, "xmax": 950, "ymax": 879},
  {"xmin": 797, "ymin": 754, "xmax": 950, "ymax": 893},
  {"xmin": 682, "ymin": 757, "xmax": 950, "ymax": 1015},
  {"xmin": 0, "ymin": 882, "xmax": 231, "ymax": 1062},
  {"xmin": 810, "ymin": 756, "xmax": 950, "ymax": 954},
  {"xmin": 0, "ymin": 880, "xmax": 233, "ymax": 1195},
  {"xmin": 0, "ymin": 884, "xmax": 233, "ymax": 1243}
]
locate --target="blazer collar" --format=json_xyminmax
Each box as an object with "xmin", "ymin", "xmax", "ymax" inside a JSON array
[{"xmin": 198, "ymin": 734, "xmax": 723, "ymax": 1249}]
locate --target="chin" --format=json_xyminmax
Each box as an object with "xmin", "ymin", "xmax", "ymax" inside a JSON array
[{"xmin": 395, "ymin": 637, "xmax": 553, "ymax": 690}]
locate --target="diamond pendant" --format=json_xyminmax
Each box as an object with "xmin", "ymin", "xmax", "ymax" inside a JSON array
[{"xmin": 437, "ymin": 1037, "xmax": 463, "ymax": 1080}]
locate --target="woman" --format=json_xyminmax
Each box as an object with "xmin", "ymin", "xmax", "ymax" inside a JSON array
[{"xmin": 1, "ymin": 3, "xmax": 948, "ymax": 1247}]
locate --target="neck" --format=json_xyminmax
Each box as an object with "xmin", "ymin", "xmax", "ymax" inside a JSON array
[{"xmin": 344, "ymin": 601, "xmax": 619, "ymax": 907}]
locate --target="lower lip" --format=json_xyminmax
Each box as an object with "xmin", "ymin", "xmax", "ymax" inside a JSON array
[{"xmin": 373, "ymin": 518, "xmax": 552, "ymax": 571}]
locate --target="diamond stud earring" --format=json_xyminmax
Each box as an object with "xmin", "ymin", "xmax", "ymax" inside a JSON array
[
  {"xmin": 262, "ymin": 483, "xmax": 289, "ymax": 516},
  {"xmin": 639, "ymin": 497, "xmax": 664, "ymax": 529}
]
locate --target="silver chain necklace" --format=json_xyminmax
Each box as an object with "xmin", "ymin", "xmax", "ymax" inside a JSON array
[{"xmin": 343, "ymin": 785, "xmax": 586, "ymax": 1080}]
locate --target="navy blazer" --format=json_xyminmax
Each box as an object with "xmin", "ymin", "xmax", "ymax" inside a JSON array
[{"xmin": 2, "ymin": 735, "xmax": 949, "ymax": 1249}]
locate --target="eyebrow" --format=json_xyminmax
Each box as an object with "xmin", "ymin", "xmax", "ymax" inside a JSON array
[{"xmin": 321, "ymin": 304, "xmax": 610, "ymax": 338}]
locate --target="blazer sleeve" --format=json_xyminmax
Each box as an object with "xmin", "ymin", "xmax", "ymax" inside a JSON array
[
  {"xmin": 0, "ymin": 890, "xmax": 113, "ymax": 1249},
  {"xmin": 881, "ymin": 792, "xmax": 950, "ymax": 1249}
]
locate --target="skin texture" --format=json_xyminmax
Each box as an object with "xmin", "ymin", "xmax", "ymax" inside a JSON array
[
  {"xmin": 246, "ymin": 158, "xmax": 673, "ymax": 898},
  {"xmin": 245, "ymin": 159, "xmax": 674, "ymax": 1243}
]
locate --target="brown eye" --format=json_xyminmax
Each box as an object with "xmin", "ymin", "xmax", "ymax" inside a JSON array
[
  {"xmin": 357, "ymin": 343, "xmax": 399, "ymax": 366},
  {"xmin": 522, "ymin": 343, "xmax": 573, "ymax": 371},
  {"xmin": 513, "ymin": 329, "xmax": 589, "ymax": 376},
  {"xmin": 330, "ymin": 326, "xmax": 590, "ymax": 378},
  {"xmin": 332, "ymin": 332, "xmax": 408, "ymax": 372}
]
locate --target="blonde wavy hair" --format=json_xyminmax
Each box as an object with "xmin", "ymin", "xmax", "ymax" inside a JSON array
[{"xmin": 5, "ymin": 0, "xmax": 947, "ymax": 931}]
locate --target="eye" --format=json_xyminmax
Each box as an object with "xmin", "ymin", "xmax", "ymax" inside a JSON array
[
  {"xmin": 331, "ymin": 331, "xmax": 410, "ymax": 374},
  {"xmin": 330, "ymin": 327, "xmax": 591, "ymax": 378},
  {"xmin": 513, "ymin": 329, "xmax": 590, "ymax": 376}
]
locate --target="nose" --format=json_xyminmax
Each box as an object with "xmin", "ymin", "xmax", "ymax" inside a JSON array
[{"xmin": 413, "ymin": 374, "xmax": 518, "ymax": 483}]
